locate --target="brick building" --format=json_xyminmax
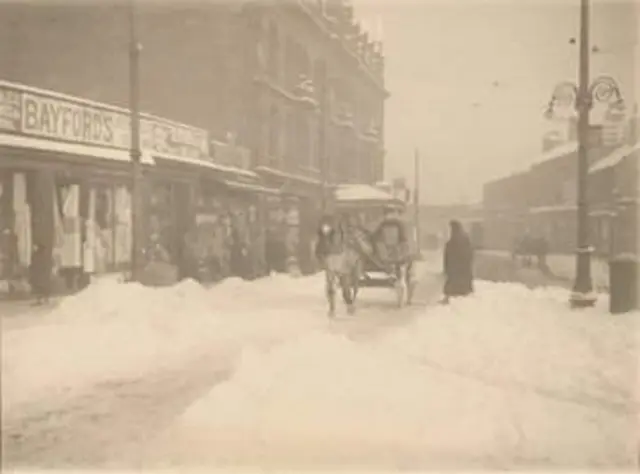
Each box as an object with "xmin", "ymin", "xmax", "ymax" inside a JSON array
[
  {"xmin": 0, "ymin": 0, "xmax": 386, "ymax": 182},
  {"xmin": 482, "ymin": 116, "xmax": 639, "ymax": 257},
  {"xmin": 0, "ymin": 0, "xmax": 388, "ymax": 284}
]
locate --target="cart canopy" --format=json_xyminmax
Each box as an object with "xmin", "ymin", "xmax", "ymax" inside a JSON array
[{"xmin": 333, "ymin": 184, "xmax": 404, "ymax": 209}]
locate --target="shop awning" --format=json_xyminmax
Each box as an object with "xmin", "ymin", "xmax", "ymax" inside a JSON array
[
  {"xmin": 221, "ymin": 179, "xmax": 281, "ymax": 195},
  {"xmin": 333, "ymin": 184, "xmax": 403, "ymax": 206},
  {"xmin": 153, "ymin": 151, "xmax": 258, "ymax": 179}
]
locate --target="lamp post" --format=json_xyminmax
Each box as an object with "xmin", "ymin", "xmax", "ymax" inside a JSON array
[
  {"xmin": 414, "ymin": 148, "xmax": 421, "ymax": 253},
  {"xmin": 316, "ymin": 73, "xmax": 329, "ymax": 212},
  {"xmin": 129, "ymin": 0, "xmax": 144, "ymax": 282},
  {"xmin": 544, "ymin": 0, "xmax": 625, "ymax": 308}
]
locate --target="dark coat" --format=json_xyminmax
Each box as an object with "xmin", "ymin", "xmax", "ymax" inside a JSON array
[
  {"xmin": 29, "ymin": 245, "xmax": 53, "ymax": 297},
  {"xmin": 443, "ymin": 223, "xmax": 474, "ymax": 297}
]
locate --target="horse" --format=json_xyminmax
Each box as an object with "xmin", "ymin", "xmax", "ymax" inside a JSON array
[
  {"xmin": 315, "ymin": 215, "xmax": 363, "ymax": 317},
  {"xmin": 370, "ymin": 216, "xmax": 416, "ymax": 308}
]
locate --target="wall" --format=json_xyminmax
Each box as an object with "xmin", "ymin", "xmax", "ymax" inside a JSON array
[{"xmin": 0, "ymin": 3, "xmax": 251, "ymax": 142}]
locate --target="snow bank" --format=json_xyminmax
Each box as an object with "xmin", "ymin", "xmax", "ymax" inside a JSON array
[
  {"xmin": 2, "ymin": 273, "xmax": 328, "ymax": 412},
  {"xmin": 155, "ymin": 281, "xmax": 639, "ymax": 469},
  {"xmin": 381, "ymin": 281, "xmax": 639, "ymax": 412},
  {"xmin": 156, "ymin": 331, "xmax": 518, "ymax": 469}
]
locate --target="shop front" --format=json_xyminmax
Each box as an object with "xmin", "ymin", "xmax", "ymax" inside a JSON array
[
  {"xmin": 255, "ymin": 166, "xmax": 322, "ymax": 275},
  {"xmin": 0, "ymin": 138, "xmax": 140, "ymax": 297},
  {"xmin": 189, "ymin": 141, "xmax": 279, "ymax": 283},
  {"xmin": 0, "ymin": 80, "xmax": 209, "ymax": 295}
]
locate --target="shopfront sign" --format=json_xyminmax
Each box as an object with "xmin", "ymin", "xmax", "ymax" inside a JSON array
[
  {"xmin": 210, "ymin": 139, "xmax": 251, "ymax": 170},
  {"xmin": 0, "ymin": 86, "xmax": 21, "ymax": 132},
  {"xmin": 0, "ymin": 82, "xmax": 209, "ymax": 159}
]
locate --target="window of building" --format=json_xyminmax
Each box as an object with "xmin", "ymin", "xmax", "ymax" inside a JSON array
[
  {"xmin": 267, "ymin": 23, "xmax": 279, "ymax": 80},
  {"xmin": 268, "ymin": 105, "xmax": 279, "ymax": 164}
]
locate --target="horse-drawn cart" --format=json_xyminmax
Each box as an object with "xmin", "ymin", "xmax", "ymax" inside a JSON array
[{"xmin": 331, "ymin": 184, "xmax": 419, "ymax": 308}]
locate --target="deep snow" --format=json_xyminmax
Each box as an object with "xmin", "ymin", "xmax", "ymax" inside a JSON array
[
  {"xmin": 3, "ymin": 265, "xmax": 638, "ymax": 470},
  {"xmin": 150, "ymin": 282, "xmax": 639, "ymax": 470},
  {"xmin": 1, "ymin": 274, "xmax": 330, "ymax": 412}
]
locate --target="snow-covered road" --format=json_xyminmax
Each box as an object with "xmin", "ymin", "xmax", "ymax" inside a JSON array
[
  {"xmin": 2, "ymin": 264, "xmax": 441, "ymax": 468},
  {"xmin": 2, "ymin": 260, "xmax": 638, "ymax": 470}
]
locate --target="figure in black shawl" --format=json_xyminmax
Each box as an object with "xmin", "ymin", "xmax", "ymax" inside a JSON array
[{"xmin": 442, "ymin": 220, "xmax": 474, "ymax": 303}]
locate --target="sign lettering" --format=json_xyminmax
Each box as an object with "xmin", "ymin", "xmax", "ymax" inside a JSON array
[
  {"xmin": 22, "ymin": 93, "xmax": 123, "ymax": 147},
  {"xmin": 0, "ymin": 84, "xmax": 209, "ymax": 159}
]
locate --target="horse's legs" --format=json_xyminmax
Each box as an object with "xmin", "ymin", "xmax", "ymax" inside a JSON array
[
  {"xmin": 325, "ymin": 271, "xmax": 336, "ymax": 317},
  {"xmin": 395, "ymin": 264, "xmax": 407, "ymax": 308},
  {"xmin": 339, "ymin": 274, "xmax": 356, "ymax": 315},
  {"xmin": 405, "ymin": 261, "xmax": 415, "ymax": 305}
]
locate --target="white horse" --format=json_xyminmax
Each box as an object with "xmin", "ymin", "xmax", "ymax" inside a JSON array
[{"xmin": 316, "ymin": 218, "xmax": 363, "ymax": 317}]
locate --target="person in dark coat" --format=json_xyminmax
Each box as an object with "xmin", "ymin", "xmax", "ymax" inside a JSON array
[
  {"xmin": 442, "ymin": 220, "xmax": 474, "ymax": 303},
  {"xmin": 29, "ymin": 243, "xmax": 52, "ymax": 305}
]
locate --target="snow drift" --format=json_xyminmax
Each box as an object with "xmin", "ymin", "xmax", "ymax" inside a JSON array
[
  {"xmin": 153, "ymin": 281, "xmax": 639, "ymax": 470},
  {"xmin": 2, "ymin": 273, "xmax": 328, "ymax": 412}
]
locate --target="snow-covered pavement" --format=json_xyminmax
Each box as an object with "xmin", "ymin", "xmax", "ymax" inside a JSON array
[
  {"xmin": 148, "ymin": 285, "xmax": 639, "ymax": 470},
  {"xmin": 2, "ymin": 262, "xmax": 639, "ymax": 470}
]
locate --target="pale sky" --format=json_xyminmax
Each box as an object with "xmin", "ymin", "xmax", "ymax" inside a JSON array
[{"xmin": 354, "ymin": 0, "xmax": 639, "ymax": 205}]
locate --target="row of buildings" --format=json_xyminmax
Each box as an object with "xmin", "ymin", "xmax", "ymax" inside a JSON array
[
  {"xmin": 482, "ymin": 114, "xmax": 639, "ymax": 258},
  {"xmin": 0, "ymin": 0, "xmax": 388, "ymax": 293}
]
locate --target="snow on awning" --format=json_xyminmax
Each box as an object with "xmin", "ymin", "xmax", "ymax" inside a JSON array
[
  {"xmin": 0, "ymin": 132, "xmax": 155, "ymax": 165},
  {"xmin": 589, "ymin": 142, "xmax": 639, "ymax": 173},
  {"xmin": 529, "ymin": 205, "xmax": 577, "ymax": 214},
  {"xmin": 221, "ymin": 179, "xmax": 280, "ymax": 195},
  {"xmin": 255, "ymin": 166, "xmax": 322, "ymax": 185},
  {"xmin": 153, "ymin": 151, "xmax": 257, "ymax": 178}
]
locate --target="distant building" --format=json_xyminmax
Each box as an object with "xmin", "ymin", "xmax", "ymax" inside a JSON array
[{"xmin": 483, "ymin": 113, "xmax": 639, "ymax": 256}]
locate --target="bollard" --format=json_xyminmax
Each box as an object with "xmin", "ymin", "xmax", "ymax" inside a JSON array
[{"xmin": 609, "ymin": 254, "xmax": 639, "ymax": 314}]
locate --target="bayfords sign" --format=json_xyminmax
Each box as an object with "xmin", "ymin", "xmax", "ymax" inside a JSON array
[{"xmin": 0, "ymin": 82, "xmax": 209, "ymax": 159}]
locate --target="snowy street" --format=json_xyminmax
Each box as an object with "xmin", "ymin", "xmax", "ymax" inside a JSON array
[{"xmin": 2, "ymin": 259, "xmax": 639, "ymax": 470}]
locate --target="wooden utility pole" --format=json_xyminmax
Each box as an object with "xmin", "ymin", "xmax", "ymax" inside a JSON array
[
  {"xmin": 129, "ymin": 0, "xmax": 144, "ymax": 281},
  {"xmin": 414, "ymin": 148, "xmax": 421, "ymax": 252},
  {"xmin": 319, "ymin": 71, "xmax": 329, "ymax": 212}
]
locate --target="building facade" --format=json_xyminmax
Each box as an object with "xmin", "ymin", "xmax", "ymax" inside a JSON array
[
  {"xmin": 482, "ymin": 116, "xmax": 639, "ymax": 257},
  {"xmin": 0, "ymin": 0, "xmax": 388, "ymax": 278}
]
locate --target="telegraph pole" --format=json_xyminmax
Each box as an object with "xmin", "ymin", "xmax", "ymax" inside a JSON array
[
  {"xmin": 571, "ymin": 0, "xmax": 595, "ymax": 307},
  {"xmin": 129, "ymin": 0, "xmax": 144, "ymax": 281},
  {"xmin": 414, "ymin": 148, "xmax": 421, "ymax": 252},
  {"xmin": 319, "ymin": 71, "xmax": 329, "ymax": 212}
]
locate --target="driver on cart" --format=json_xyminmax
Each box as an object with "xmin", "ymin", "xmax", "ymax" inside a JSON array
[{"xmin": 372, "ymin": 205, "xmax": 410, "ymax": 265}]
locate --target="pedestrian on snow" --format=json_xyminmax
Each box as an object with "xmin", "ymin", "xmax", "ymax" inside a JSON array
[
  {"xmin": 442, "ymin": 220, "xmax": 474, "ymax": 303},
  {"xmin": 29, "ymin": 243, "xmax": 52, "ymax": 305}
]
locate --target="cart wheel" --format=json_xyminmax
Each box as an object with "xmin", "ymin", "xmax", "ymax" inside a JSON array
[
  {"xmin": 406, "ymin": 265, "xmax": 416, "ymax": 305},
  {"xmin": 396, "ymin": 280, "xmax": 406, "ymax": 308},
  {"xmin": 395, "ymin": 265, "xmax": 406, "ymax": 308}
]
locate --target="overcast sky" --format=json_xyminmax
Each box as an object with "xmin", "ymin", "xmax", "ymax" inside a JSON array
[{"xmin": 354, "ymin": 0, "xmax": 639, "ymax": 205}]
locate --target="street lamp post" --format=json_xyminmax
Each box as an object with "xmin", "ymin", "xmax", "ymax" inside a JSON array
[
  {"xmin": 129, "ymin": 0, "xmax": 144, "ymax": 282},
  {"xmin": 317, "ymin": 73, "xmax": 329, "ymax": 212},
  {"xmin": 544, "ymin": 0, "xmax": 624, "ymax": 308}
]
